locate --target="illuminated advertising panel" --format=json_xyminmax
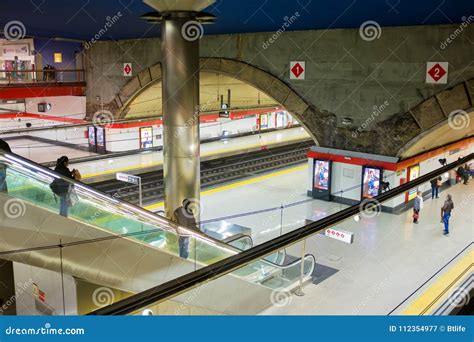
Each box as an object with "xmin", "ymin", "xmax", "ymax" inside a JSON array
[{"xmin": 362, "ymin": 166, "xmax": 382, "ymax": 199}]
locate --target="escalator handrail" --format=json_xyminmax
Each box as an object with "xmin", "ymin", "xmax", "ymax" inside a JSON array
[
  {"xmin": 88, "ymin": 153, "xmax": 474, "ymax": 315},
  {"xmin": 0, "ymin": 151, "xmax": 238, "ymax": 253},
  {"xmin": 224, "ymin": 234, "xmax": 312, "ymax": 271}
]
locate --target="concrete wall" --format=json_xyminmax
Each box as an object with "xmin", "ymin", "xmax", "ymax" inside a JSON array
[{"xmin": 83, "ymin": 23, "xmax": 474, "ymax": 156}]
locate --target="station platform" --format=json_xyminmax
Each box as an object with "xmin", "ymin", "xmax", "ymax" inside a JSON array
[
  {"xmin": 69, "ymin": 126, "xmax": 309, "ymax": 182},
  {"xmin": 145, "ymin": 161, "xmax": 473, "ymax": 315}
]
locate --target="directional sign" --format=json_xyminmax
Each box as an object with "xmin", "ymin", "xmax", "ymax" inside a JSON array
[
  {"xmin": 290, "ymin": 61, "xmax": 305, "ymax": 80},
  {"xmin": 123, "ymin": 63, "xmax": 133, "ymax": 77},
  {"xmin": 116, "ymin": 172, "xmax": 140, "ymax": 185},
  {"xmin": 426, "ymin": 62, "xmax": 448, "ymax": 84},
  {"xmin": 325, "ymin": 228, "xmax": 354, "ymax": 244}
]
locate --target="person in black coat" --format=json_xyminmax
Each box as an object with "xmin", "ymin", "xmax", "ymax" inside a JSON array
[
  {"xmin": 0, "ymin": 139, "xmax": 12, "ymax": 193},
  {"xmin": 53, "ymin": 156, "xmax": 76, "ymax": 217}
]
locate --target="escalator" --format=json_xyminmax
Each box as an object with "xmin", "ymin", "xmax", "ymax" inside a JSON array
[{"xmin": 0, "ymin": 151, "xmax": 315, "ymax": 314}]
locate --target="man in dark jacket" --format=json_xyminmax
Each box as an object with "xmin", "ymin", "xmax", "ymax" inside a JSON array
[
  {"xmin": 173, "ymin": 199, "xmax": 200, "ymax": 259},
  {"xmin": 440, "ymin": 194, "xmax": 454, "ymax": 236},
  {"xmin": 0, "ymin": 139, "xmax": 12, "ymax": 193},
  {"xmin": 53, "ymin": 156, "xmax": 75, "ymax": 217}
]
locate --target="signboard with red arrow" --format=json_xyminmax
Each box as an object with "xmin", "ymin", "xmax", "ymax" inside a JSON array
[
  {"xmin": 290, "ymin": 61, "xmax": 305, "ymax": 80},
  {"xmin": 123, "ymin": 63, "xmax": 133, "ymax": 77},
  {"xmin": 426, "ymin": 62, "xmax": 448, "ymax": 84}
]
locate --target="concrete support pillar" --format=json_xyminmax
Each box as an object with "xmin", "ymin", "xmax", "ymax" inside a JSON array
[{"xmin": 161, "ymin": 12, "xmax": 200, "ymax": 219}]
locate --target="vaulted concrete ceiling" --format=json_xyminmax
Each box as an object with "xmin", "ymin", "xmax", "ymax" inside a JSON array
[{"xmin": 125, "ymin": 71, "xmax": 278, "ymax": 119}]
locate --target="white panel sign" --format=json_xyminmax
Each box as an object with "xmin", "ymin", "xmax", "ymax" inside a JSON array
[
  {"xmin": 426, "ymin": 62, "xmax": 448, "ymax": 84},
  {"xmin": 123, "ymin": 63, "xmax": 133, "ymax": 77},
  {"xmin": 290, "ymin": 61, "xmax": 305, "ymax": 80},
  {"xmin": 116, "ymin": 172, "xmax": 140, "ymax": 185},
  {"xmin": 325, "ymin": 228, "xmax": 354, "ymax": 244}
]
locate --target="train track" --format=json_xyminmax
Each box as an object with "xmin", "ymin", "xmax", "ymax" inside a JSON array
[{"xmin": 91, "ymin": 140, "xmax": 313, "ymax": 206}]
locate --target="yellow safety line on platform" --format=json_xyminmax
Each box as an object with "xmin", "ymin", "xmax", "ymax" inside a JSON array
[
  {"xmin": 401, "ymin": 249, "xmax": 473, "ymax": 315},
  {"xmin": 80, "ymin": 134, "xmax": 309, "ymax": 179},
  {"xmin": 144, "ymin": 164, "xmax": 307, "ymax": 211}
]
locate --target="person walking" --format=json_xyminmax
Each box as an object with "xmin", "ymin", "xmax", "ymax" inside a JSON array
[
  {"xmin": 0, "ymin": 139, "xmax": 12, "ymax": 193},
  {"xmin": 173, "ymin": 199, "xmax": 200, "ymax": 259},
  {"xmin": 413, "ymin": 191, "xmax": 423, "ymax": 224},
  {"xmin": 440, "ymin": 194, "xmax": 454, "ymax": 236},
  {"xmin": 51, "ymin": 156, "xmax": 80, "ymax": 217},
  {"xmin": 430, "ymin": 177, "xmax": 441, "ymax": 199}
]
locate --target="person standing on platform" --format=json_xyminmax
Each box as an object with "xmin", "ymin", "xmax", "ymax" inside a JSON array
[
  {"xmin": 440, "ymin": 194, "xmax": 454, "ymax": 236},
  {"xmin": 173, "ymin": 199, "xmax": 200, "ymax": 259},
  {"xmin": 413, "ymin": 191, "xmax": 423, "ymax": 224},
  {"xmin": 430, "ymin": 177, "xmax": 441, "ymax": 199},
  {"xmin": 0, "ymin": 139, "xmax": 12, "ymax": 193}
]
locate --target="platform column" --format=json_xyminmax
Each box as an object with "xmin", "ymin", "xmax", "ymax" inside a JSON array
[{"xmin": 161, "ymin": 12, "xmax": 201, "ymax": 220}]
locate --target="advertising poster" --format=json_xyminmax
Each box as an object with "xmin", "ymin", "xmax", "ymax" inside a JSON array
[
  {"xmin": 88, "ymin": 126, "xmax": 96, "ymax": 152},
  {"xmin": 314, "ymin": 160, "xmax": 330, "ymax": 190},
  {"xmin": 407, "ymin": 165, "xmax": 420, "ymax": 201},
  {"xmin": 96, "ymin": 126, "xmax": 106, "ymax": 154},
  {"xmin": 312, "ymin": 159, "xmax": 331, "ymax": 200},
  {"xmin": 260, "ymin": 113, "xmax": 268, "ymax": 129},
  {"xmin": 362, "ymin": 167, "xmax": 382, "ymax": 199},
  {"xmin": 139, "ymin": 126, "xmax": 153, "ymax": 149}
]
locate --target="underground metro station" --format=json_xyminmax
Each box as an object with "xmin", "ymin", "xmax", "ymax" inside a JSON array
[{"xmin": 0, "ymin": 0, "xmax": 472, "ymax": 341}]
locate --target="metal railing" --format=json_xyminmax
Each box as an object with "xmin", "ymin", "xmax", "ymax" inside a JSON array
[
  {"xmin": 89, "ymin": 153, "xmax": 474, "ymax": 315},
  {"xmin": 0, "ymin": 69, "xmax": 85, "ymax": 84}
]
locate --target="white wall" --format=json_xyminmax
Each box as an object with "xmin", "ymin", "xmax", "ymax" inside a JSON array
[
  {"xmin": 13, "ymin": 262, "xmax": 77, "ymax": 316},
  {"xmin": 0, "ymin": 96, "xmax": 86, "ymax": 132},
  {"xmin": 331, "ymin": 162, "xmax": 362, "ymax": 201},
  {"xmin": 25, "ymin": 96, "xmax": 86, "ymax": 121}
]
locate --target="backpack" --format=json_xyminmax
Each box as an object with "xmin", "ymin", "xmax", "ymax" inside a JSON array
[{"xmin": 50, "ymin": 178, "xmax": 69, "ymax": 196}]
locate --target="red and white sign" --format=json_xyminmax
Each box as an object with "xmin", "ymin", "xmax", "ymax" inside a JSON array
[
  {"xmin": 426, "ymin": 62, "xmax": 448, "ymax": 84},
  {"xmin": 325, "ymin": 228, "xmax": 354, "ymax": 244},
  {"xmin": 123, "ymin": 63, "xmax": 133, "ymax": 77},
  {"xmin": 290, "ymin": 61, "xmax": 305, "ymax": 80}
]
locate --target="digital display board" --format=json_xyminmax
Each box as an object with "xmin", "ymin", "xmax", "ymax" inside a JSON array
[
  {"xmin": 362, "ymin": 166, "xmax": 382, "ymax": 199},
  {"xmin": 312, "ymin": 159, "xmax": 331, "ymax": 200}
]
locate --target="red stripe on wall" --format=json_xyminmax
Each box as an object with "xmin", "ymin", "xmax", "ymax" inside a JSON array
[
  {"xmin": 0, "ymin": 84, "xmax": 86, "ymax": 99},
  {"xmin": 307, "ymin": 136, "xmax": 473, "ymax": 170}
]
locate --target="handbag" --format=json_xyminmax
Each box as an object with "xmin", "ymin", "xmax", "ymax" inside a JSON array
[{"xmin": 66, "ymin": 187, "xmax": 79, "ymax": 207}]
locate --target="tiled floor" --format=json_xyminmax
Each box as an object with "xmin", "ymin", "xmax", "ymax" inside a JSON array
[{"xmin": 181, "ymin": 163, "xmax": 473, "ymax": 314}]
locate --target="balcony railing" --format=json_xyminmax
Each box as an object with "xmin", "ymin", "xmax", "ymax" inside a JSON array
[{"xmin": 0, "ymin": 69, "xmax": 85, "ymax": 85}]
